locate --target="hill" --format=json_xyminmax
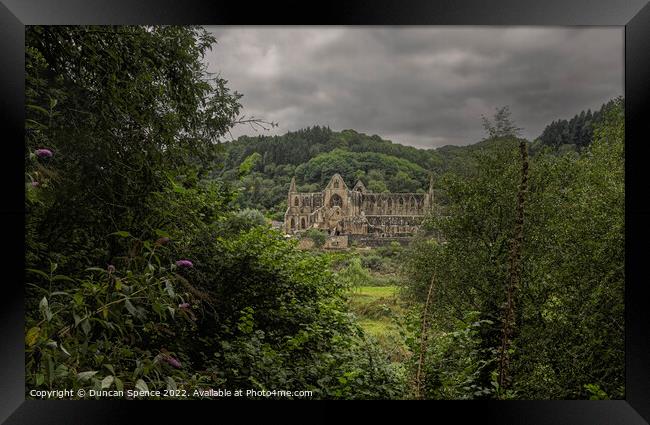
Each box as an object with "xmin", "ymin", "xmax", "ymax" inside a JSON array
[
  {"xmin": 218, "ymin": 127, "xmax": 447, "ymax": 218},
  {"xmin": 217, "ymin": 99, "xmax": 620, "ymax": 219}
]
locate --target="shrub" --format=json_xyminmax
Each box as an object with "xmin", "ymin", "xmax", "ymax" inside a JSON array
[
  {"xmin": 218, "ymin": 208, "xmax": 267, "ymax": 234},
  {"xmin": 360, "ymin": 254, "xmax": 383, "ymax": 272},
  {"xmin": 25, "ymin": 235, "xmax": 210, "ymax": 397},
  {"xmin": 302, "ymin": 228, "xmax": 327, "ymax": 248}
]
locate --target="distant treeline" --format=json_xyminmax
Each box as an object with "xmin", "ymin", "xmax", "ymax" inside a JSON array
[
  {"xmin": 218, "ymin": 128, "xmax": 445, "ymax": 218},
  {"xmin": 535, "ymin": 98, "xmax": 621, "ymax": 149},
  {"xmin": 223, "ymin": 127, "xmax": 443, "ymax": 171},
  {"xmin": 218, "ymin": 99, "xmax": 621, "ymax": 219}
]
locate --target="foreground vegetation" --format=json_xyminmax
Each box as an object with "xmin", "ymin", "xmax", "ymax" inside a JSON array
[
  {"xmin": 401, "ymin": 100, "xmax": 624, "ymax": 399},
  {"xmin": 25, "ymin": 25, "xmax": 623, "ymax": 400},
  {"xmin": 25, "ymin": 25, "xmax": 403, "ymax": 400}
]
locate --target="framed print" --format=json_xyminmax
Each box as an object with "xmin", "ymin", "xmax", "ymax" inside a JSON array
[{"xmin": 1, "ymin": 0, "xmax": 649, "ymax": 423}]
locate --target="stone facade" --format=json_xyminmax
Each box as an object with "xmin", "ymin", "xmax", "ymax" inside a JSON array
[
  {"xmin": 284, "ymin": 173, "xmax": 433, "ymax": 239},
  {"xmin": 323, "ymin": 235, "xmax": 348, "ymax": 250}
]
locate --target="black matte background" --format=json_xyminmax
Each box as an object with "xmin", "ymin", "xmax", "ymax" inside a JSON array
[{"xmin": 0, "ymin": 1, "xmax": 648, "ymax": 423}]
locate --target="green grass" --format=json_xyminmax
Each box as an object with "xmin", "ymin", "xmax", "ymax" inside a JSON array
[
  {"xmin": 358, "ymin": 318, "xmax": 394, "ymax": 334},
  {"xmin": 348, "ymin": 285, "xmax": 411, "ymax": 362},
  {"xmin": 351, "ymin": 285, "xmax": 398, "ymax": 301},
  {"xmin": 330, "ymin": 250, "xmax": 413, "ymax": 362}
]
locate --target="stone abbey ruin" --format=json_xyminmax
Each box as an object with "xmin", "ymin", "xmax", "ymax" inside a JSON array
[{"xmin": 284, "ymin": 173, "xmax": 433, "ymax": 247}]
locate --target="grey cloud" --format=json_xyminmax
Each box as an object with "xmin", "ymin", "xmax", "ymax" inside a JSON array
[{"xmin": 205, "ymin": 26, "xmax": 623, "ymax": 148}]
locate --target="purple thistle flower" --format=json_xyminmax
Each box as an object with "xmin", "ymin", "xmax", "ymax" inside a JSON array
[
  {"xmin": 178, "ymin": 302, "xmax": 190, "ymax": 309},
  {"xmin": 175, "ymin": 259, "xmax": 193, "ymax": 268},
  {"xmin": 164, "ymin": 356, "xmax": 182, "ymax": 369},
  {"xmin": 30, "ymin": 181, "xmax": 40, "ymax": 187},
  {"xmin": 107, "ymin": 264, "xmax": 116, "ymax": 273},
  {"xmin": 35, "ymin": 148, "xmax": 53, "ymax": 158},
  {"xmin": 155, "ymin": 236, "xmax": 170, "ymax": 245}
]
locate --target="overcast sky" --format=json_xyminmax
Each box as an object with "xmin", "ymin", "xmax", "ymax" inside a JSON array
[{"xmin": 204, "ymin": 26, "xmax": 623, "ymax": 149}]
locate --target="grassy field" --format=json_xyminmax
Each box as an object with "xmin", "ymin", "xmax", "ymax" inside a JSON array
[
  {"xmin": 348, "ymin": 285, "xmax": 411, "ymax": 362},
  {"xmin": 350, "ymin": 286, "xmax": 398, "ymax": 299}
]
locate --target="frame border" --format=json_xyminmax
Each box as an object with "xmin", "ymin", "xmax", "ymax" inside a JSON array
[{"xmin": 1, "ymin": 1, "xmax": 648, "ymax": 423}]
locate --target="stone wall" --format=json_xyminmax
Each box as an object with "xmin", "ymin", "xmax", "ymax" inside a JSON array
[
  {"xmin": 360, "ymin": 193, "xmax": 427, "ymax": 215},
  {"xmin": 323, "ymin": 235, "xmax": 348, "ymax": 249},
  {"xmin": 348, "ymin": 234, "xmax": 413, "ymax": 247},
  {"xmin": 284, "ymin": 173, "xmax": 433, "ymax": 243}
]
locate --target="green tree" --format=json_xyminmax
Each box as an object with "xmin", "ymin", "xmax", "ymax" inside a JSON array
[
  {"xmin": 403, "ymin": 98, "xmax": 624, "ymax": 399},
  {"xmin": 368, "ymin": 180, "xmax": 389, "ymax": 193},
  {"xmin": 481, "ymin": 106, "xmax": 523, "ymax": 139},
  {"xmin": 25, "ymin": 25, "xmax": 243, "ymax": 273},
  {"xmin": 512, "ymin": 97, "xmax": 624, "ymax": 399},
  {"xmin": 238, "ymin": 152, "xmax": 262, "ymax": 178},
  {"xmin": 389, "ymin": 170, "xmax": 419, "ymax": 192}
]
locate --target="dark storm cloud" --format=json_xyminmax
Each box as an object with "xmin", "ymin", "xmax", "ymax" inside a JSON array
[{"xmin": 204, "ymin": 26, "xmax": 623, "ymax": 148}]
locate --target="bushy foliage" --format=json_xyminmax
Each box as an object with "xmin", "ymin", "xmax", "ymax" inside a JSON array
[
  {"xmin": 25, "ymin": 25, "xmax": 242, "ymax": 275},
  {"xmin": 185, "ymin": 226, "xmax": 403, "ymax": 399},
  {"xmin": 337, "ymin": 257, "xmax": 374, "ymax": 288},
  {"xmin": 27, "ymin": 171, "xmax": 406, "ymax": 399},
  {"xmin": 217, "ymin": 208, "xmax": 267, "ymax": 234},
  {"xmin": 360, "ymin": 255, "xmax": 384, "ymax": 272},
  {"xmin": 25, "ymin": 25, "xmax": 405, "ymax": 400},
  {"xmin": 409, "ymin": 311, "xmax": 500, "ymax": 400},
  {"xmin": 25, "ymin": 236, "xmax": 212, "ymax": 397},
  {"xmin": 294, "ymin": 149, "xmax": 429, "ymax": 191},
  {"xmin": 302, "ymin": 228, "xmax": 327, "ymax": 248},
  {"xmin": 358, "ymin": 243, "xmax": 404, "ymax": 275},
  {"xmin": 512, "ymin": 97, "xmax": 624, "ymax": 399},
  {"xmin": 402, "ymin": 98, "xmax": 624, "ymax": 399}
]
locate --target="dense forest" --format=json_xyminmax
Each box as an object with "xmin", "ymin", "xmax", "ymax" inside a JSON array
[
  {"xmin": 218, "ymin": 127, "xmax": 441, "ymax": 219},
  {"xmin": 25, "ymin": 25, "xmax": 624, "ymax": 400},
  {"xmin": 218, "ymin": 99, "xmax": 618, "ymax": 220},
  {"xmin": 535, "ymin": 99, "xmax": 618, "ymax": 150}
]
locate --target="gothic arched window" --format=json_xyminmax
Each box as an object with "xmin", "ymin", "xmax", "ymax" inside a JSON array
[
  {"xmin": 290, "ymin": 218, "xmax": 295, "ymax": 229},
  {"xmin": 294, "ymin": 197, "xmax": 299, "ymax": 206},
  {"xmin": 334, "ymin": 180, "xmax": 339, "ymax": 188},
  {"xmin": 301, "ymin": 217, "xmax": 306, "ymax": 229},
  {"xmin": 330, "ymin": 194, "xmax": 342, "ymax": 207}
]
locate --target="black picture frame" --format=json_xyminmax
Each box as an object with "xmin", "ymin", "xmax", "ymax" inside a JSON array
[{"xmin": 1, "ymin": 1, "xmax": 649, "ymax": 423}]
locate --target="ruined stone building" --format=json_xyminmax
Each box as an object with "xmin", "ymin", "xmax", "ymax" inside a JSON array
[{"xmin": 284, "ymin": 173, "xmax": 433, "ymax": 244}]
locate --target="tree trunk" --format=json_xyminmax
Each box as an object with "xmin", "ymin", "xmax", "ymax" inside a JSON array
[
  {"xmin": 415, "ymin": 272, "xmax": 435, "ymax": 399},
  {"xmin": 497, "ymin": 140, "xmax": 529, "ymax": 397}
]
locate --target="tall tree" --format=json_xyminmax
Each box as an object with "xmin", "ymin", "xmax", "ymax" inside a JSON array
[
  {"xmin": 25, "ymin": 26, "xmax": 243, "ymax": 272},
  {"xmin": 481, "ymin": 106, "xmax": 523, "ymax": 139}
]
